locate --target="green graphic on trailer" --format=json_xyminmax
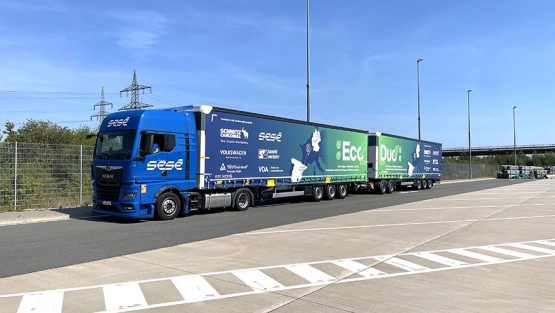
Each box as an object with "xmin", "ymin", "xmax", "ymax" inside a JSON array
[{"xmin": 377, "ymin": 135, "xmax": 433, "ymax": 177}]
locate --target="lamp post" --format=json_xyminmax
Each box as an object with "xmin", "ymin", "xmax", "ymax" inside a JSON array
[
  {"xmin": 467, "ymin": 89, "xmax": 473, "ymax": 179},
  {"xmin": 417, "ymin": 58, "xmax": 424, "ymax": 140},
  {"xmin": 513, "ymin": 106, "xmax": 517, "ymax": 166},
  {"xmin": 306, "ymin": 0, "xmax": 310, "ymax": 122}
]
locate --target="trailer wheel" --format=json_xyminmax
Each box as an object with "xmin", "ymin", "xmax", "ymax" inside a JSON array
[
  {"xmin": 155, "ymin": 192, "xmax": 181, "ymax": 220},
  {"xmin": 415, "ymin": 180, "xmax": 422, "ymax": 190},
  {"xmin": 312, "ymin": 185, "xmax": 324, "ymax": 202},
  {"xmin": 386, "ymin": 180, "xmax": 395, "ymax": 193},
  {"xmin": 337, "ymin": 184, "xmax": 348, "ymax": 199},
  {"xmin": 324, "ymin": 184, "xmax": 336, "ymax": 200},
  {"xmin": 377, "ymin": 180, "xmax": 387, "ymax": 194},
  {"xmin": 234, "ymin": 189, "xmax": 251, "ymax": 211},
  {"xmin": 426, "ymin": 179, "xmax": 432, "ymax": 189},
  {"xmin": 421, "ymin": 179, "xmax": 427, "ymax": 190}
]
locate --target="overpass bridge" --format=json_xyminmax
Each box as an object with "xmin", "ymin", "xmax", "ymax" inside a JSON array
[{"xmin": 443, "ymin": 144, "xmax": 555, "ymax": 157}]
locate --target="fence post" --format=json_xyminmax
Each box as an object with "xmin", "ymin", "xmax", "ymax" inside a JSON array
[
  {"xmin": 14, "ymin": 141, "xmax": 17, "ymax": 211},
  {"xmin": 80, "ymin": 145, "xmax": 83, "ymax": 205}
]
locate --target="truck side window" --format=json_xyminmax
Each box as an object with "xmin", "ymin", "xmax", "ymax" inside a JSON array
[
  {"xmin": 164, "ymin": 134, "xmax": 176, "ymax": 151},
  {"xmin": 152, "ymin": 134, "xmax": 165, "ymax": 153}
]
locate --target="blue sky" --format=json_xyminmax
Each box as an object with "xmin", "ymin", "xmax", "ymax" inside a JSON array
[{"xmin": 1, "ymin": 0, "xmax": 554, "ymax": 148}]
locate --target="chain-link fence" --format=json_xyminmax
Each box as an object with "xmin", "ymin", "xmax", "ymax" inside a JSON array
[
  {"xmin": 0, "ymin": 142, "xmax": 94, "ymax": 212},
  {"xmin": 0, "ymin": 141, "xmax": 502, "ymax": 212},
  {"xmin": 442, "ymin": 163, "xmax": 500, "ymax": 180}
]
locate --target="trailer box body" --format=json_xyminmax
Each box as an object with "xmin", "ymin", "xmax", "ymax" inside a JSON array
[
  {"xmin": 201, "ymin": 107, "xmax": 369, "ymax": 188},
  {"xmin": 367, "ymin": 132, "xmax": 442, "ymax": 180}
]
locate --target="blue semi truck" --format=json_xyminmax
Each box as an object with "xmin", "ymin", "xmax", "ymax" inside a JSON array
[{"xmin": 89, "ymin": 105, "xmax": 442, "ymax": 220}]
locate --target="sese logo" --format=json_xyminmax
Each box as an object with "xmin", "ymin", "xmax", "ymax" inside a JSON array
[{"xmin": 106, "ymin": 117, "xmax": 130, "ymax": 127}]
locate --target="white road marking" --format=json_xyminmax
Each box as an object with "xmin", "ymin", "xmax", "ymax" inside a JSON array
[
  {"xmin": 103, "ymin": 283, "xmax": 147, "ymax": 311},
  {"xmin": 284, "ymin": 264, "xmax": 337, "ymax": 283},
  {"xmin": 478, "ymin": 246, "xmax": 536, "ymax": 259},
  {"xmin": 437, "ymin": 195, "xmax": 555, "ymax": 201},
  {"xmin": 449, "ymin": 249, "xmax": 505, "ymax": 263},
  {"xmin": 375, "ymin": 256, "xmax": 429, "ymax": 272},
  {"xmin": 375, "ymin": 203, "xmax": 553, "ymax": 213},
  {"xmin": 414, "ymin": 252, "xmax": 469, "ymax": 267},
  {"xmin": 506, "ymin": 243, "xmax": 555, "ymax": 254},
  {"xmin": 236, "ymin": 214, "xmax": 555, "ymax": 236},
  {"xmin": 17, "ymin": 291, "xmax": 64, "ymax": 313},
  {"xmin": 5, "ymin": 238, "xmax": 555, "ymax": 313},
  {"xmin": 232, "ymin": 269, "xmax": 285, "ymax": 292},
  {"xmin": 331, "ymin": 260, "xmax": 386, "ymax": 277},
  {"xmin": 171, "ymin": 275, "xmax": 220, "ymax": 302}
]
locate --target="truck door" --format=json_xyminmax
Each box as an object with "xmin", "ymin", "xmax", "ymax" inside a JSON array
[{"xmin": 136, "ymin": 132, "xmax": 169, "ymax": 186}]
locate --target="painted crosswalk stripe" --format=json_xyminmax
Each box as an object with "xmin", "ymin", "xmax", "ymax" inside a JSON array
[
  {"xmin": 285, "ymin": 264, "xmax": 337, "ymax": 283},
  {"xmin": 449, "ymin": 249, "xmax": 504, "ymax": 263},
  {"xmin": 233, "ymin": 269, "xmax": 285, "ymax": 292},
  {"xmin": 538, "ymin": 240, "xmax": 555, "ymax": 248},
  {"xmin": 17, "ymin": 291, "xmax": 64, "ymax": 313},
  {"xmin": 103, "ymin": 283, "xmax": 147, "ymax": 311},
  {"xmin": 414, "ymin": 252, "xmax": 469, "ymax": 267},
  {"xmin": 479, "ymin": 246, "xmax": 535, "ymax": 259},
  {"xmin": 506, "ymin": 243, "xmax": 555, "ymax": 255},
  {"xmin": 171, "ymin": 275, "xmax": 220, "ymax": 302},
  {"xmin": 331, "ymin": 260, "xmax": 386, "ymax": 277},
  {"xmin": 375, "ymin": 256, "xmax": 429, "ymax": 272}
]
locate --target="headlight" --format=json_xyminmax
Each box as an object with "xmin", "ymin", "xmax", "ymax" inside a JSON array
[{"xmin": 122, "ymin": 193, "xmax": 136, "ymax": 199}]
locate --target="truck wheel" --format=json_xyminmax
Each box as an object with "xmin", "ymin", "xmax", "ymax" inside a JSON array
[
  {"xmin": 337, "ymin": 184, "xmax": 348, "ymax": 199},
  {"xmin": 386, "ymin": 180, "xmax": 395, "ymax": 193},
  {"xmin": 156, "ymin": 192, "xmax": 181, "ymax": 220},
  {"xmin": 312, "ymin": 185, "xmax": 324, "ymax": 202},
  {"xmin": 377, "ymin": 180, "xmax": 387, "ymax": 194},
  {"xmin": 234, "ymin": 189, "xmax": 251, "ymax": 211},
  {"xmin": 426, "ymin": 179, "xmax": 432, "ymax": 189},
  {"xmin": 421, "ymin": 180, "xmax": 427, "ymax": 190},
  {"xmin": 415, "ymin": 180, "xmax": 422, "ymax": 190},
  {"xmin": 324, "ymin": 184, "xmax": 336, "ymax": 200}
]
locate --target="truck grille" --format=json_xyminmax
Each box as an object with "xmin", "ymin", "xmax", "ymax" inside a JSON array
[{"xmin": 97, "ymin": 185, "xmax": 121, "ymax": 201}]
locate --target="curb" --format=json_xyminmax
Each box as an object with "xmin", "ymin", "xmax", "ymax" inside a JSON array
[{"xmin": 0, "ymin": 215, "xmax": 70, "ymax": 227}]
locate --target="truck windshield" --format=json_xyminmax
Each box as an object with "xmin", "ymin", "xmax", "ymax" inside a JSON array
[{"xmin": 94, "ymin": 130, "xmax": 136, "ymax": 160}]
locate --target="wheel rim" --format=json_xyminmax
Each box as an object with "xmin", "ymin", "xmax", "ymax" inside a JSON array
[
  {"xmin": 316, "ymin": 187, "xmax": 323, "ymax": 199},
  {"xmin": 328, "ymin": 186, "xmax": 335, "ymax": 197},
  {"xmin": 162, "ymin": 198, "xmax": 176, "ymax": 215},
  {"xmin": 237, "ymin": 193, "xmax": 249, "ymax": 209},
  {"xmin": 340, "ymin": 185, "xmax": 347, "ymax": 196}
]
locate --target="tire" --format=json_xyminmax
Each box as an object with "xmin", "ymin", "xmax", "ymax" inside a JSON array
[
  {"xmin": 324, "ymin": 184, "xmax": 336, "ymax": 200},
  {"xmin": 386, "ymin": 180, "xmax": 395, "ymax": 193},
  {"xmin": 427, "ymin": 180, "xmax": 433, "ymax": 189},
  {"xmin": 377, "ymin": 180, "xmax": 387, "ymax": 194},
  {"xmin": 234, "ymin": 189, "xmax": 251, "ymax": 211},
  {"xmin": 422, "ymin": 179, "xmax": 428, "ymax": 189},
  {"xmin": 415, "ymin": 180, "xmax": 422, "ymax": 190},
  {"xmin": 426, "ymin": 179, "xmax": 432, "ymax": 189},
  {"xmin": 336, "ymin": 184, "xmax": 348, "ymax": 199},
  {"xmin": 312, "ymin": 185, "xmax": 324, "ymax": 202},
  {"xmin": 156, "ymin": 192, "xmax": 181, "ymax": 220}
]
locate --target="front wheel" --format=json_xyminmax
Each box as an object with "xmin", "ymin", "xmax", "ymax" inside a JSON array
[{"xmin": 156, "ymin": 192, "xmax": 181, "ymax": 220}]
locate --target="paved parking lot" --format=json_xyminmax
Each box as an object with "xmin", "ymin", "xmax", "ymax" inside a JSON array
[{"xmin": 1, "ymin": 179, "xmax": 555, "ymax": 312}]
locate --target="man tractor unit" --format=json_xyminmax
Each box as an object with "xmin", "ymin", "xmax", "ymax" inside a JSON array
[{"xmin": 90, "ymin": 105, "xmax": 442, "ymax": 220}]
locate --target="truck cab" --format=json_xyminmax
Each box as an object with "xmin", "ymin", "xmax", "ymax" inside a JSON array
[{"xmin": 91, "ymin": 107, "xmax": 197, "ymax": 219}]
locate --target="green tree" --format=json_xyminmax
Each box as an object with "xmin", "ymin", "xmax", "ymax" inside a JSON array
[{"xmin": 2, "ymin": 119, "xmax": 96, "ymax": 146}]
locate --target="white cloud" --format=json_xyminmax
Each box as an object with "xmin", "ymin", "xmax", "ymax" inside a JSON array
[{"xmin": 105, "ymin": 11, "xmax": 169, "ymax": 52}]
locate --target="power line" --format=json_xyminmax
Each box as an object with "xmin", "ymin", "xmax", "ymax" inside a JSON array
[
  {"xmin": 118, "ymin": 69, "xmax": 153, "ymax": 111},
  {"xmin": 90, "ymin": 86, "xmax": 113, "ymax": 127}
]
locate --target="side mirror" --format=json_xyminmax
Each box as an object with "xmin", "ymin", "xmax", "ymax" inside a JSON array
[{"xmin": 86, "ymin": 133, "xmax": 98, "ymax": 139}]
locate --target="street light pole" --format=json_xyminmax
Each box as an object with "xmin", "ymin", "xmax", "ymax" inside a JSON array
[
  {"xmin": 467, "ymin": 89, "xmax": 473, "ymax": 179},
  {"xmin": 417, "ymin": 58, "xmax": 424, "ymax": 140},
  {"xmin": 306, "ymin": 0, "xmax": 310, "ymax": 122},
  {"xmin": 513, "ymin": 106, "xmax": 517, "ymax": 166}
]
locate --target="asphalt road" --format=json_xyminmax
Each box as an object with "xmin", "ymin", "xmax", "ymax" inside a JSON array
[{"xmin": 0, "ymin": 179, "xmax": 527, "ymax": 278}]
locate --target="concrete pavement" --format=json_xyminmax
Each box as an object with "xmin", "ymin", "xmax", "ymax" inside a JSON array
[{"xmin": 1, "ymin": 178, "xmax": 554, "ymax": 312}]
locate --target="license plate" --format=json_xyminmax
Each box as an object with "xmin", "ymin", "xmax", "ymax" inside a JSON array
[{"xmin": 102, "ymin": 201, "xmax": 112, "ymax": 205}]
